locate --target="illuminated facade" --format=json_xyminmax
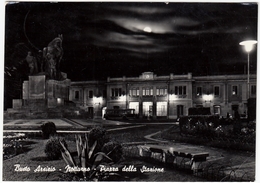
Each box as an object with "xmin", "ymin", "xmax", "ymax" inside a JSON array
[
  {"xmin": 70, "ymin": 72, "xmax": 256, "ymax": 119},
  {"xmin": 69, "ymin": 81, "xmax": 106, "ymax": 118}
]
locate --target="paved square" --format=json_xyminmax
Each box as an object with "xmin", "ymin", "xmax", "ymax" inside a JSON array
[{"xmin": 4, "ymin": 119, "xmax": 73, "ymax": 127}]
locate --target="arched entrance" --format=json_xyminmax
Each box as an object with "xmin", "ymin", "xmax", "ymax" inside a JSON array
[{"xmin": 102, "ymin": 107, "xmax": 107, "ymax": 119}]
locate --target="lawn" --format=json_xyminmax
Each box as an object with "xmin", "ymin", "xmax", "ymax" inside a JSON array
[
  {"xmin": 160, "ymin": 124, "xmax": 255, "ymax": 152},
  {"xmin": 2, "ymin": 124, "xmax": 205, "ymax": 181},
  {"xmin": 3, "ymin": 123, "xmax": 255, "ymax": 181}
]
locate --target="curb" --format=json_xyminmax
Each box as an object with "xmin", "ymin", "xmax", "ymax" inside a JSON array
[{"xmin": 144, "ymin": 131, "xmax": 168, "ymax": 143}]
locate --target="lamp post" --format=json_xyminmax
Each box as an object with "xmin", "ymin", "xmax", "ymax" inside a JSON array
[{"xmin": 239, "ymin": 40, "xmax": 257, "ymax": 99}]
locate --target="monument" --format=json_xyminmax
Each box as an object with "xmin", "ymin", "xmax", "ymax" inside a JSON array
[{"xmin": 7, "ymin": 35, "xmax": 73, "ymax": 118}]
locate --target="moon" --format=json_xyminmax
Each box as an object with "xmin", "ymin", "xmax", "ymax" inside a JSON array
[{"xmin": 143, "ymin": 26, "xmax": 152, "ymax": 33}]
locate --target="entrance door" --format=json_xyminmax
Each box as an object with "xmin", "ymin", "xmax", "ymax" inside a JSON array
[
  {"xmin": 129, "ymin": 102, "xmax": 139, "ymax": 115},
  {"xmin": 156, "ymin": 102, "xmax": 167, "ymax": 116},
  {"xmin": 177, "ymin": 105, "xmax": 184, "ymax": 118},
  {"xmin": 143, "ymin": 102, "xmax": 153, "ymax": 117},
  {"xmin": 213, "ymin": 105, "xmax": 221, "ymax": 115},
  {"xmin": 88, "ymin": 107, "xmax": 94, "ymax": 119},
  {"xmin": 232, "ymin": 104, "xmax": 239, "ymax": 118},
  {"xmin": 102, "ymin": 107, "xmax": 107, "ymax": 119}
]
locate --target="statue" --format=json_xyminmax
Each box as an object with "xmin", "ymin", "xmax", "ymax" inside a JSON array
[
  {"xmin": 25, "ymin": 35, "xmax": 64, "ymax": 80},
  {"xmin": 43, "ymin": 34, "xmax": 63, "ymax": 80},
  {"xmin": 36, "ymin": 50, "xmax": 45, "ymax": 73},
  {"xmin": 26, "ymin": 51, "xmax": 38, "ymax": 75},
  {"xmin": 48, "ymin": 56, "xmax": 56, "ymax": 79}
]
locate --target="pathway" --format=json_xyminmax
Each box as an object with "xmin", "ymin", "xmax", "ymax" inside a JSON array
[
  {"xmin": 142, "ymin": 129, "xmax": 255, "ymax": 181},
  {"xmin": 2, "ymin": 118, "xmax": 255, "ymax": 181}
]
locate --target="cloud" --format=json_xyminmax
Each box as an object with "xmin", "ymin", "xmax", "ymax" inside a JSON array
[
  {"xmin": 107, "ymin": 17, "xmax": 169, "ymax": 34},
  {"xmin": 91, "ymin": 31, "xmax": 172, "ymax": 54},
  {"xmin": 104, "ymin": 3, "xmax": 172, "ymax": 15},
  {"xmin": 5, "ymin": 2, "xmax": 258, "ymax": 81}
]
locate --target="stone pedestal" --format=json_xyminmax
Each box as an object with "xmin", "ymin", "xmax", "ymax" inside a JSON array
[
  {"xmin": 23, "ymin": 81, "xmax": 29, "ymax": 99},
  {"xmin": 9, "ymin": 73, "xmax": 71, "ymax": 118},
  {"xmin": 12, "ymin": 99, "xmax": 23, "ymax": 109},
  {"xmin": 46, "ymin": 79, "xmax": 70, "ymax": 108},
  {"xmin": 20, "ymin": 74, "xmax": 71, "ymax": 108},
  {"xmin": 28, "ymin": 75, "xmax": 46, "ymax": 99}
]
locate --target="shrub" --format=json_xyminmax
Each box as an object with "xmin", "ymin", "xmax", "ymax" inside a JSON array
[
  {"xmin": 247, "ymin": 121, "xmax": 256, "ymax": 131},
  {"xmin": 88, "ymin": 126, "xmax": 109, "ymax": 151},
  {"xmin": 59, "ymin": 128, "xmax": 123, "ymax": 181},
  {"xmin": 45, "ymin": 136, "xmax": 67, "ymax": 160},
  {"xmin": 41, "ymin": 121, "xmax": 57, "ymax": 139},
  {"xmin": 3, "ymin": 133, "xmax": 27, "ymax": 159},
  {"xmin": 3, "ymin": 141, "xmax": 23, "ymax": 159},
  {"xmin": 101, "ymin": 141, "xmax": 123, "ymax": 163},
  {"xmin": 233, "ymin": 120, "xmax": 242, "ymax": 135},
  {"xmin": 194, "ymin": 124, "xmax": 216, "ymax": 138}
]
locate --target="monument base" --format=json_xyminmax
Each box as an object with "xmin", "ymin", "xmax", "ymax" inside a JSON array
[{"xmin": 5, "ymin": 74, "xmax": 89, "ymax": 119}]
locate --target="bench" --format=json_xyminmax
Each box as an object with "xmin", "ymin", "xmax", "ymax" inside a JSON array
[
  {"xmin": 173, "ymin": 151, "xmax": 209, "ymax": 172},
  {"xmin": 138, "ymin": 145, "xmax": 209, "ymax": 173},
  {"xmin": 138, "ymin": 145, "xmax": 167, "ymax": 162}
]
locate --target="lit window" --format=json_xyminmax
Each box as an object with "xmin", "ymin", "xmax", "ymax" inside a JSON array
[
  {"xmin": 232, "ymin": 86, "xmax": 238, "ymax": 95},
  {"xmin": 130, "ymin": 88, "xmax": 139, "ymax": 97},
  {"xmin": 136, "ymin": 89, "xmax": 139, "ymax": 96},
  {"xmin": 160, "ymin": 89, "xmax": 164, "ymax": 95},
  {"xmin": 132, "ymin": 89, "xmax": 136, "ymax": 96},
  {"xmin": 150, "ymin": 88, "xmax": 153, "ymax": 96},
  {"xmin": 146, "ymin": 88, "xmax": 149, "ymax": 95},
  {"xmin": 156, "ymin": 102, "xmax": 167, "ymax": 116},
  {"xmin": 197, "ymin": 87, "xmax": 202, "ymax": 96},
  {"xmin": 156, "ymin": 89, "xmax": 160, "ymax": 95},
  {"xmin": 156, "ymin": 87, "xmax": 167, "ymax": 96},
  {"xmin": 143, "ymin": 88, "xmax": 153, "ymax": 96}
]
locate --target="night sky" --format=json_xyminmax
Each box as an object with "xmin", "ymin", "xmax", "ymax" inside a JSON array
[{"xmin": 4, "ymin": 2, "xmax": 258, "ymax": 108}]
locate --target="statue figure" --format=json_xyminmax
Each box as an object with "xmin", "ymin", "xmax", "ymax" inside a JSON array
[
  {"xmin": 36, "ymin": 50, "xmax": 45, "ymax": 73},
  {"xmin": 48, "ymin": 56, "xmax": 56, "ymax": 79},
  {"xmin": 43, "ymin": 34, "xmax": 63, "ymax": 80},
  {"xmin": 26, "ymin": 51, "xmax": 38, "ymax": 75}
]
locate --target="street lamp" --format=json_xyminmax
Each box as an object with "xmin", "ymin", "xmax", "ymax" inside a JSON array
[{"xmin": 239, "ymin": 40, "xmax": 257, "ymax": 99}]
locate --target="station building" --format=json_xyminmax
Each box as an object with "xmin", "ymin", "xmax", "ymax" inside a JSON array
[{"xmin": 69, "ymin": 72, "xmax": 256, "ymax": 119}]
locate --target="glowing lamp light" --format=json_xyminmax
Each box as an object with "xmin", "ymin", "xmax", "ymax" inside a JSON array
[
  {"xmin": 57, "ymin": 98, "xmax": 62, "ymax": 104},
  {"xmin": 118, "ymin": 95, "xmax": 126, "ymax": 101},
  {"xmin": 169, "ymin": 94, "xmax": 177, "ymax": 100},
  {"xmin": 203, "ymin": 94, "xmax": 213, "ymax": 102},
  {"xmin": 143, "ymin": 26, "xmax": 152, "ymax": 33},
  {"xmin": 239, "ymin": 40, "xmax": 257, "ymax": 99},
  {"xmin": 239, "ymin": 40, "xmax": 257, "ymax": 52},
  {"xmin": 93, "ymin": 96, "xmax": 102, "ymax": 104}
]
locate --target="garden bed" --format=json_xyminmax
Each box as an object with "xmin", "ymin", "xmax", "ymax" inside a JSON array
[
  {"xmin": 3, "ymin": 123, "xmax": 255, "ymax": 181},
  {"xmin": 2, "ymin": 130, "xmax": 203, "ymax": 181},
  {"xmin": 160, "ymin": 124, "xmax": 255, "ymax": 152}
]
